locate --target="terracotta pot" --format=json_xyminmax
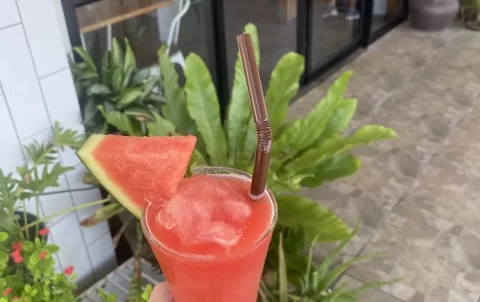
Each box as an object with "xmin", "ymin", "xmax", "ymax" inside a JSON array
[{"xmin": 410, "ymin": 0, "xmax": 460, "ymax": 31}]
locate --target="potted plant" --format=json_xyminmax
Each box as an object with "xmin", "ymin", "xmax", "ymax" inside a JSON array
[
  {"xmin": 0, "ymin": 125, "xmax": 107, "ymax": 301},
  {"xmin": 461, "ymin": 0, "xmax": 480, "ymax": 30},
  {"xmin": 409, "ymin": 0, "xmax": 460, "ymax": 31},
  {"xmin": 72, "ymin": 23, "xmax": 397, "ymax": 300}
]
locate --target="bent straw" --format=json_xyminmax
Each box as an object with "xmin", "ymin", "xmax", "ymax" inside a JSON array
[{"xmin": 237, "ymin": 33, "xmax": 273, "ymax": 200}]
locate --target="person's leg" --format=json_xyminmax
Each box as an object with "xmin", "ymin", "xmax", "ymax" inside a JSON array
[
  {"xmin": 322, "ymin": 0, "xmax": 338, "ymax": 18},
  {"xmin": 346, "ymin": 0, "xmax": 360, "ymax": 20}
]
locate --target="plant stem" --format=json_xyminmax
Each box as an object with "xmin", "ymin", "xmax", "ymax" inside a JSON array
[
  {"xmin": 21, "ymin": 198, "xmax": 110, "ymax": 231},
  {"xmin": 22, "ymin": 199, "xmax": 28, "ymax": 240},
  {"xmin": 34, "ymin": 194, "xmax": 40, "ymax": 237}
]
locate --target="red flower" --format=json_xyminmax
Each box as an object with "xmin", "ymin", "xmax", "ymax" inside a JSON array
[
  {"xmin": 38, "ymin": 228, "xmax": 50, "ymax": 236},
  {"xmin": 11, "ymin": 250, "xmax": 23, "ymax": 263},
  {"xmin": 11, "ymin": 241, "xmax": 22, "ymax": 252},
  {"xmin": 64, "ymin": 265, "xmax": 74, "ymax": 275},
  {"xmin": 3, "ymin": 288, "xmax": 12, "ymax": 295},
  {"xmin": 39, "ymin": 250, "xmax": 48, "ymax": 260}
]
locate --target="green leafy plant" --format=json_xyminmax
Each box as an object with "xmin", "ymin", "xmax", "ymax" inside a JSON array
[
  {"xmin": 0, "ymin": 231, "xmax": 76, "ymax": 302},
  {"xmin": 0, "ymin": 123, "xmax": 115, "ymax": 302},
  {"xmin": 72, "ymin": 38, "xmax": 165, "ymax": 135},
  {"xmin": 74, "ymin": 23, "xmax": 396, "ymax": 301},
  {"xmin": 260, "ymin": 226, "xmax": 395, "ymax": 302},
  {"xmin": 461, "ymin": 0, "xmax": 480, "ymax": 30},
  {"xmin": 71, "ymin": 39, "xmax": 180, "ymax": 302}
]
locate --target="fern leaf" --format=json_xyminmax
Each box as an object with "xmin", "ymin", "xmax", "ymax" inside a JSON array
[
  {"xmin": 53, "ymin": 121, "xmax": 85, "ymax": 150},
  {"xmin": 24, "ymin": 140, "xmax": 57, "ymax": 166}
]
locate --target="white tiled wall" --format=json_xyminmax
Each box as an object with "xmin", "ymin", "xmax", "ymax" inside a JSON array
[{"xmin": 0, "ymin": 0, "xmax": 116, "ymax": 291}]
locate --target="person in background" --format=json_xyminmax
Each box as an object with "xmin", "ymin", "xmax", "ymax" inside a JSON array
[{"xmin": 322, "ymin": 0, "xmax": 360, "ymax": 20}]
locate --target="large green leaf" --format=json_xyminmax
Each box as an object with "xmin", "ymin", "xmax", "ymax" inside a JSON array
[
  {"xmin": 301, "ymin": 154, "xmax": 361, "ymax": 188},
  {"xmin": 73, "ymin": 47, "xmax": 97, "ymax": 72},
  {"xmin": 276, "ymin": 195, "xmax": 350, "ymax": 241},
  {"xmin": 122, "ymin": 66, "xmax": 135, "ymax": 89},
  {"xmin": 278, "ymin": 234, "xmax": 288, "ymax": 302},
  {"xmin": 111, "ymin": 67, "xmax": 124, "ymax": 94},
  {"xmin": 318, "ymin": 125, "xmax": 396, "ymax": 155},
  {"xmin": 101, "ymin": 50, "xmax": 111, "ymax": 84},
  {"xmin": 158, "ymin": 46, "xmax": 193, "ymax": 133},
  {"xmin": 79, "ymin": 71, "xmax": 99, "ymax": 81},
  {"xmin": 265, "ymin": 52, "xmax": 305, "ymax": 136},
  {"xmin": 111, "ymin": 38, "xmax": 124, "ymax": 68},
  {"xmin": 271, "ymin": 71, "xmax": 353, "ymax": 167},
  {"xmin": 132, "ymin": 68, "xmax": 151, "ymax": 86},
  {"xmin": 124, "ymin": 105, "xmax": 156, "ymax": 122},
  {"xmin": 116, "ymin": 88, "xmax": 143, "ymax": 108},
  {"xmin": 268, "ymin": 171, "xmax": 312, "ymax": 193},
  {"xmin": 123, "ymin": 38, "xmax": 136, "ymax": 72},
  {"xmin": 184, "ymin": 54, "xmax": 228, "ymax": 166},
  {"xmin": 226, "ymin": 23, "xmax": 259, "ymax": 167},
  {"xmin": 88, "ymin": 84, "xmax": 111, "ymax": 96},
  {"xmin": 147, "ymin": 115, "xmax": 176, "ymax": 136},
  {"xmin": 288, "ymin": 125, "xmax": 395, "ymax": 173},
  {"xmin": 98, "ymin": 106, "xmax": 142, "ymax": 136},
  {"xmin": 323, "ymin": 98, "xmax": 357, "ymax": 139}
]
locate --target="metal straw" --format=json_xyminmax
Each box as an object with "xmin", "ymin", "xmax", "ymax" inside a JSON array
[{"xmin": 237, "ymin": 34, "xmax": 272, "ymax": 200}]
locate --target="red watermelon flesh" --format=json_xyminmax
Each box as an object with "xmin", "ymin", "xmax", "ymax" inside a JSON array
[{"xmin": 77, "ymin": 134, "xmax": 197, "ymax": 217}]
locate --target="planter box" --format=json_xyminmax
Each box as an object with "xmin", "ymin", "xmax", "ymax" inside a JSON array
[{"xmin": 78, "ymin": 258, "xmax": 164, "ymax": 301}]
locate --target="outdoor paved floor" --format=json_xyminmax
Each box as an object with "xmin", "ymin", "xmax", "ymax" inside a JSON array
[{"xmin": 290, "ymin": 23, "xmax": 480, "ymax": 302}]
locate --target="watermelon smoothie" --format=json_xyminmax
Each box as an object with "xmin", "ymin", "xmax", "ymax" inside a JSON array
[{"xmin": 142, "ymin": 167, "xmax": 277, "ymax": 302}]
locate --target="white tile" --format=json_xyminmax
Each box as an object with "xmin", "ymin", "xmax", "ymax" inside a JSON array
[
  {"xmin": 50, "ymin": 212, "xmax": 94, "ymax": 287},
  {"xmin": 0, "ymin": 26, "xmax": 50, "ymax": 140},
  {"xmin": 71, "ymin": 189, "xmax": 110, "ymax": 244},
  {"xmin": 66, "ymin": 165, "xmax": 96, "ymax": 190},
  {"xmin": 87, "ymin": 234, "xmax": 117, "ymax": 280},
  {"xmin": 40, "ymin": 69, "xmax": 82, "ymax": 126},
  {"xmin": 40, "ymin": 192, "xmax": 74, "ymax": 225},
  {"xmin": 0, "ymin": 95, "xmax": 25, "ymax": 174},
  {"xmin": 16, "ymin": 0, "xmax": 68, "ymax": 77},
  {"xmin": 0, "ymin": 0, "xmax": 21, "ymax": 29}
]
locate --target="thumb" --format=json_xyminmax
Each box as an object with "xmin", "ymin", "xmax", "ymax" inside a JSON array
[{"xmin": 149, "ymin": 282, "xmax": 174, "ymax": 302}]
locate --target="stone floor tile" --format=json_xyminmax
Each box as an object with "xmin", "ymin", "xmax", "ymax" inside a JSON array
[{"xmin": 288, "ymin": 23, "xmax": 480, "ymax": 302}]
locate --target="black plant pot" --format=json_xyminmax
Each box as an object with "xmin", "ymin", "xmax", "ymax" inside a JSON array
[
  {"xmin": 410, "ymin": 0, "xmax": 459, "ymax": 31},
  {"xmin": 15, "ymin": 211, "xmax": 48, "ymax": 242}
]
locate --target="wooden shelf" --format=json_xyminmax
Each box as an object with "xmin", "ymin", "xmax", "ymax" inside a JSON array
[{"xmin": 76, "ymin": 0, "xmax": 173, "ymax": 34}]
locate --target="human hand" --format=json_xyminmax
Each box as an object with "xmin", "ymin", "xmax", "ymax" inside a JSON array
[{"xmin": 148, "ymin": 282, "xmax": 174, "ymax": 302}]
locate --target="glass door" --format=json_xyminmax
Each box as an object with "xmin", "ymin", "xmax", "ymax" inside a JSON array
[
  {"xmin": 304, "ymin": 0, "xmax": 364, "ymax": 80},
  {"xmin": 369, "ymin": 0, "xmax": 407, "ymax": 41}
]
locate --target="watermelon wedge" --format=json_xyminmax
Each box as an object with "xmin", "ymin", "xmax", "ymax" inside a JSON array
[{"xmin": 77, "ymin": 134, "xmax": 197, "ymax": 217}]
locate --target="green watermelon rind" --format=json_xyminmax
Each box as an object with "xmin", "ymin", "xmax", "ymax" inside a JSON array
[{"xmin": 77, "ymin": 134, "xmax": 143, "ymax": 218}]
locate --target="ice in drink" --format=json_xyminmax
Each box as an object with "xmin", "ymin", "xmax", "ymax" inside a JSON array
[{"xmin": 142, "ymin": 168, "xmax": 277, "ymax": 302}]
